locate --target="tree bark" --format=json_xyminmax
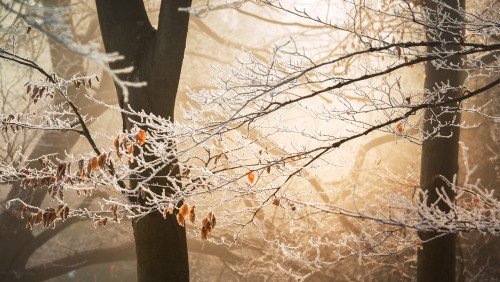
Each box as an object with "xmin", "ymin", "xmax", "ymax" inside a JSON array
[
  {"xmin": 417, "ymin": 0, "xmax": 465, "ymax": 280},
  {"xmin": 95, "ymin": 0, "xmax": 192, "ymax": 281}
]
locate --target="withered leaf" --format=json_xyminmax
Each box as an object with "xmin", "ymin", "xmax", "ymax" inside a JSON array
[
  {"xmin": 98, "ymin": 153, "xmax": 107, "ymax": 169},
  {"xmin": 201, "ymin": 218, "xmax": 210, "ymax": 240},
  {"xmin": 188, "ymin": 205, "xmax": 196, "ymax": 224},
  {"xmin": 395, "ymin": 122, "xmax": 404, "ymax": 135},
  {"xmin": 247, "ymin": 171, "xmax": 255, "ymax": 184},
  {"xmin": 136, "ymin": 130, "xmax": 146, "ymax": 146},
  {"xmin": 34, "ymin": 211, "xmax": 43, "ymax": 225},
  {"xmin": 113, "ymin": 136, "xmax": 121, "ymax": 158},
  {"xmin": 56, "ymin": 163, "xmax": 66, "ymax": 180},
  {"xmin": 272, "ymin": 199, "xmax": 280, "ymax": 206},
  {"xmin": 176, "ymin": 213, "xmax": 185, "ymax": 227},
  {"xmin": 179, "ymin": 203, "xmax": 189, "ymax": 217},
  {"xmin": 90, "ymin": 157, "xmax": 99, "ymax": 171},
  {"xmin": 176, "ymin": 203, "xmax": 190, "ymax": 227}
]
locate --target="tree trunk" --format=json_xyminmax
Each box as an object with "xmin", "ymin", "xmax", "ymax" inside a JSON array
[
  {"xmin": 95, "ymin": 0, "xmax": 192, "ymax": 281},
  {"xmin": 417, "ymin": 0, "xmax": 465, "ymax": 280}
]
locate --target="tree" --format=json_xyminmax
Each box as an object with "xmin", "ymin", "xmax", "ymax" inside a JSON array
[
  {"xmin": 417, "ymin": 0, "xmax": 465, "ymax": 279},
  {"xmin": 1, "ymin": 0, "xmax": 499, "ymax": 281},
  {"xmin": 94, "ymin": 1, "xmax": 192, "ymax": 280}
]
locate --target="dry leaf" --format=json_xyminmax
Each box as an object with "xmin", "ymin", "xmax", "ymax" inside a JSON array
[
  {"xmin": 90, "ymin": 157, "xmax": 99, "ymax": 170},
  {"xmin": 395, "ymin": 121, "xmax": 404, "ymax": 135},
  {"xmin": 176, "ymin": 213, "xmax": 185, "ymax": 227},
  {"xmin": 113, "ymin": 136, "xmax": 121, "ymax": 158},
  {"xmin": 247, "ymin": 171, "xmax": 255, "ymax": 184},
  {"xmin": 98, "ymin": 153, "xmax": 107, "ymax": 169},
  {"xmin": 201, "ymin": 218, "xmax": 210, "ymax": 240},
  {"xmin": 34, "ymin": 211, "xmax": 43, "ymax": 225},
  {"xmin": 177, "ymin": 204, "xmax": 190, "ymax": 227},
  {"xmin": 272, "ymin": 199, "xmax": 280, "ymax": 206},
  {"xmin": 395, "ymin": 46, "xmax": 402, "ymax": 59},
  {"xmin": 136, "ymin": 130, "xmax": 146, "ymax": 146},
  {"xmin": 188, "ymin": 205, "xmax": 196, "ymax": 224}
]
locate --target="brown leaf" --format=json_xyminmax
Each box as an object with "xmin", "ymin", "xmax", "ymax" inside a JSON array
[
  {"xmin": 176, "ymin": 204, "xmax": 190, "ymax": 227},
  {"xmin": 90, "ymin": 157, "xmax": 99, "ymax": 171},
  {"xmin": 188, "ymin": 205, "xmax": 196, "ymax": 224},
  {"xmin": 176, "ymin": 213, "xmax": 185, "ymax": 227},
  {"xmin": 395, "ymin": 121, "xmax": 404, "ymax": 135},
  {"xmin": 208, "ymin": 212, "xmax": 216, "ymax": 231},
  {"xmin": 136, "ymin": 130, "xmax": 146, "ymax": 146},
  {"xmin": 113, "ymin": 136, "xmax": 121, "ymax": 158},
  {"xmin": 201, "ymin": 218, "xmax": 210, "ymax": 240},
  {"xmin": 98, "ymin": 153, "xmax": 107, "ymax": 169},
  {"xmin": 247, "ymin": 171, "xmax": 255, "ymax": 184},
  {"xmin": 395, "ymin": 46, "xmax": 402, "ymax": 59},
  {"xmin": 272, "ymin": 199, "xmax": 280, "ymax": 206},
  {"xmin": 34, "ymin": 211, "xmax": 43, "ymax": 225},
  {"xmin": 266, "ymin": 166, "xmax": 271, "ymax": 174},
  {"xmin": 78, "ymin": 159, "xmax": 85, "ymax": 179},
  {"xmin": 62, "ymin": 206, "xmax": 69, "ymax": 221},
  {"xmin": 56, "ymin": 163, "xmax": 66, "ymax": 180},
  {"xmin": 26, "ymin": 213, "xmax": 33, "ymax": 230},
  {"xmin": 179, "ymin": 204, "xmax": 189, "ymax": 217},
  {"xmin": 95, "ymin": 218, "xmax": 108, "ymax": 228}
]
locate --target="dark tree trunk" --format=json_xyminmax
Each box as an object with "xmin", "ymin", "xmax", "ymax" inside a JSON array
[
  {"xmin": 95, "ymin": 1, "xmax": 192, "ymax": 281},
  {"xmin": 417, "ymin": 0, "xmax": 465, "ymax": 280}
]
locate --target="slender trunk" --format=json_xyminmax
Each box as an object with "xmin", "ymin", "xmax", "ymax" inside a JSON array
[
  {"xmin": 417, "ymin": 0, "xmax": 465, "ymax": 280},
  {"xmin": 95, "ymin": 1, "xmax": 192, "ymax": 280}
]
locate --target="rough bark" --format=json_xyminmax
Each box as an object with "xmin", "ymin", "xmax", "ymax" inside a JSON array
[
  {"xmin": 95, "ymin": 0, "xmax": 192, "ymax": 281},
  {"xmin": 417, "ymin": 0, "xmax": 465, "ymax": 280}
]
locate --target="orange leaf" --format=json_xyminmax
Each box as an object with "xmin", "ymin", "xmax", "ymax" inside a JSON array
[
  {"xmin": 179, "ymin": 203, "xmax": 189, "ymax": 217},
  {"xmin": 272, "ymin": 199, "xmax": 280, "ymax": 206},
  {"xmin": 395, "ymin": 122, "xmax": 404, "ymax": 135},
  {"xmin": 98, "ymin": 153, "xmax": 107, "ymax": 169},
  {"xmin": 201, "ymin": 218, "xmax": 210, "ymax": 240},
  {"xmin": 395, "ymin": 46, "xmax": 402, "ymax": 59},
  {"xmin": 127, "ymin": 144, "xmax": 133, "ymax": 154},
  {"xmin": 90, "ymin": 157, "xmax": 99, "ymax": 170},
  {"xmin": 247, "ymin": 171, "xmax": 255, "ymax": 184},
  {"xmin": 136, "ymin": 130, "xmax": 146, "ymax": 146},
  {"xmin": 176, "ymin": 214, "xmax": 185, "ymax": 227},
  {"xmin": 113, "ymin": 136, "xmax": 121, "ymax": 158},
  {"xmin": 188, "ymin": 205, "xmax": 196, "ymax": 224}
]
